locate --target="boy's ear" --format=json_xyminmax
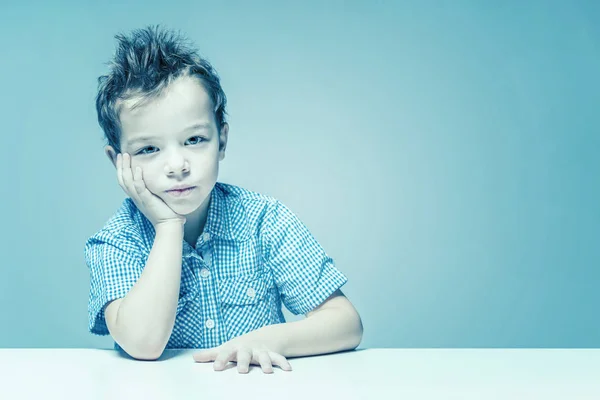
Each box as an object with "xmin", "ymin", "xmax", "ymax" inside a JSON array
[
  {"xmin": 218, "ymin": 123, "xmax": 229, "ymax": 161},
  {"xmin": 105, "ymin": 145, "xmax": 118, "ymax": 168}
]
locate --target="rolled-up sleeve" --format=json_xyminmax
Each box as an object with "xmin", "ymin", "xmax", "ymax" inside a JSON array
[
  {"xmin": 262, "ymin": 200, "xmax": 348, "ymax": 315},
  {"xmin": 84, "ymin": 228, "xmax": 145, "ymax": 335}
]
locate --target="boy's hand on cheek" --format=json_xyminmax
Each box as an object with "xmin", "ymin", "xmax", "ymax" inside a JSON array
[
  {"xmin": 193, "ymin": 334, "xmax": 292, "ymax": 374},
  {"xmin": 117, "ymin": 153, "xmax": 186, "ymax": 228}
]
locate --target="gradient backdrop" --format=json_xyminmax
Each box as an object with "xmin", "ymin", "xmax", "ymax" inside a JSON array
[{"xmin": 1, "ymin": 0, "xmax": 598, "ymax": 349}]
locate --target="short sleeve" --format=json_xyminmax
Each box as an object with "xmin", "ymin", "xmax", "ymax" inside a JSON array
[
  {"xmin": 262, "ymin": 201, "xmax": 348, "ymax": 315},
  {"xmin": 84, "ymin": 229, "xmax": 145, "ymax": 335}
]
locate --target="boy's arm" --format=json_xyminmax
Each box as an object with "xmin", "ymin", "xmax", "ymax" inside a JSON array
[
  {"xmin": 255, "ymin": 289, "xmax": 363, "ymax": 358},
  {"xmin": 104, "ymin": 221, "xmax": 184, "ymax": 360},
  {"xmin": 252, "ymin": 200, "xmax": 361, "ymax": 357},
  {"xmin": 194, "ymin": 289, "xmax": 363, "ymax": 371},
  {"xmin": 193, "ymin": 200, "xmax": 361, "ymax": 372}
]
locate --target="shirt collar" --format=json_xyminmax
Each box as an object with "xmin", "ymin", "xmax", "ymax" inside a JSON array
[{"xmin": 136, "ymin": 182, "xmax": 250, "ymax": 248}]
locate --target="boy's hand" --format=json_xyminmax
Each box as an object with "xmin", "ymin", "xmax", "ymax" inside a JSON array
[
  {"xmin": 193, "ymin": 334, "xmax": 293, "ymax": 374},
  {"xmin": 117, "ymin": 153, "xmax": 186, "ymax": 227}
]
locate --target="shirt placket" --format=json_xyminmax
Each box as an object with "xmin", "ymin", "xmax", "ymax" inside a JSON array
[{"xmin": 193, "ymin": 233, "xmax": 228, "ymax": 349}]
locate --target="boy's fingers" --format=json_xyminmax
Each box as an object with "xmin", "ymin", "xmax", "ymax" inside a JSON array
[
  {"xmin": 269, "ymin": 352, "xmax": 292, "ymax": 371},
  {"xmin": 121, "ymin": 153, "xmax": 138, "ymax": 197},
  {"xmin": 131, "ymin": 167, "xmax": 150, "ymax": 207},
  {"xmin": 117, "ymin": 153, "xmax": 134, "ymax": 198},
  {"xmin": 116, "ymin": 153, "xmax": 124, "ymax": 189},
  {"xmin": 193, "ymin": 347, "xmax": 219, "ymax": 363},
  {"xmin": 120, "ymin": 153, "xmax": 130, "ymax": 187},
  {"xmin": 121, "ymin": 153, "xmax": 133, "ymax": 189},
  {"xmin": 236, "ymin": 349, "xmax": 252, "ymax": 374},
  {"xmin": 132, "ymin": 167, "xmax": 161, "ymax": 207},
  {"xmin": 213, "ymin": 347, "xmax": 237, "ymax": 371},
  {"xmin": 132, "ymin": 167, "xmax": 146, "ymax": 195},
  {"xmin": 257, "ymin": 351, "xmax": 273, "ymax": 374},
  {"xmin": 120, "ymin": 153, "xmax": 144, "ymax": 207}
]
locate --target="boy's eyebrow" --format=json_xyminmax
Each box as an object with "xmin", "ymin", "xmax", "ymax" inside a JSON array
[
  {"xmin": 126, "ymin": 135, "xmax": 160, "ymax": 147},
  {"xmin": 126, "ymin": 122, "xmax": 211, "ymax": 147},
  {"xmin": 182, "ymin": 122, "xmax": 211, "ymax": 132}
]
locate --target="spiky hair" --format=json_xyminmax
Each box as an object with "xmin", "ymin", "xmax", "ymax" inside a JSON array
[{"xmin": 95, "ymin": 25, "xmax": 227, "ymax": 152}]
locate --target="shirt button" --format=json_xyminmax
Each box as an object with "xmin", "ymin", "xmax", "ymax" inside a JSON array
[
  {"xmin": 202, "ymin": 232, "xmax": 211, "ymax": 242},
  {"xmin": 205, "ymin": 319, "xmax": 215, "ymax": 329},
  {"xmin": 247, "ymin": 287, "xmax": 256, "ymax": 298},
  {"xmin": 200, "ymin": 268, "xmax": 210, "ymax": 278}
]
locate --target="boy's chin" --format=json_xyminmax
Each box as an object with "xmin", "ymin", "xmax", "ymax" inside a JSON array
[{"xmin": 168, "ymin": 202, "xmax": 203, "ymax": 216}]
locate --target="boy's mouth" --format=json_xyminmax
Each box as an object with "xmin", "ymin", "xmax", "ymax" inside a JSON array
[{"xmin": 166, "ymin": 186, "xmax": 196, "ymax": 197}]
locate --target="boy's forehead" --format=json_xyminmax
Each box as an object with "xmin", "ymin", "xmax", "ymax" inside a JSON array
[{"xmin": 118, "ymin": 76, "xmax": 215, "ymax": 141}]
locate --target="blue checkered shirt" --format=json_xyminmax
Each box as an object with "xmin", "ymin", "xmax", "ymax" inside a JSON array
[{"xmin": 84, "ymin": 182, "xmax": 348, "ymax": 350}]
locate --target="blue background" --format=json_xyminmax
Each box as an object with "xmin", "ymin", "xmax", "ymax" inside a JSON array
[{"xmin": 0, "ymin": 0, "xmax": 598, "ymax": 348}]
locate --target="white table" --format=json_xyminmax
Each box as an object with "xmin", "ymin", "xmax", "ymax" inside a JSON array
[{"xmin": 0, "ymin": 348, "xmax": 598, "ymax": 399}]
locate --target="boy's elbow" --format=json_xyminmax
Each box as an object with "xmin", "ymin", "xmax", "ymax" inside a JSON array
[
  {"xmin": 341, "ymin": 308, "xmax": 363, "ymax": 351},
  {"xmin": 126, "ymin": 343, "xmax": 165, "ymax": 361},
  {"xmin": 349, "ymin": 314, "xmax": 364, "ymax": 349},
  {"xmin": 132, "ymin": 352, "xmax": 162, "ymax": 361},
  {"xmin": 117, "ymin": 336, "xmax": 168, "ymax": 361}
]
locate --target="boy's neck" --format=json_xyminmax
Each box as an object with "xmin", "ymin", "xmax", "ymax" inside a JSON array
[{"xmin": 183, "ymin": 194, "xmax": 211, "ymax": 248}]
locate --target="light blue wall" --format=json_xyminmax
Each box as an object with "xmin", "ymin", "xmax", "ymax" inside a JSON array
[{"xmin": 1, "ymin": 1, "xmax": 598, "ymax": 348}]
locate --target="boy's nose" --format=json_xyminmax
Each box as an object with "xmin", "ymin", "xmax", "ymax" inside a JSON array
[{"xmin": 165, "ymin": 158, "xmax": 190, "ymax": 175}]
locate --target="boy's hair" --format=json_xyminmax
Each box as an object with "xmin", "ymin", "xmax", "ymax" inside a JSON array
[{"xmin": 96, "ymin": 25, "xmax": 227, "ymax": 153}]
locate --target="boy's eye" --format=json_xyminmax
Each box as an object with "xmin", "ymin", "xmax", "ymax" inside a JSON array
[
  {"xmin": 187, "ymin": 136, "xmax": 206, "ymax": 145},
  {"xmin": 135, "ymin": 136, "xmax": 205, "ymax": 155},
  {"xmin": 137, "ymin": 146, "xmax": 158, "ymax": 155}
]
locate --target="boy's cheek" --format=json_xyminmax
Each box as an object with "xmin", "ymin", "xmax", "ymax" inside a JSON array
[{"xmin": 143, "ymin": 179, "xmax": 165, "ymax": 197}]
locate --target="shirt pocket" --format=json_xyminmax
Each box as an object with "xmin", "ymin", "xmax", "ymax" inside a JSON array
[{"xmin": 218, "ymin": 273, "xmax": 272, "ymax": 338}]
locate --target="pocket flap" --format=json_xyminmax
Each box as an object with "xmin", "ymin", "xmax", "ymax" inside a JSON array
[{"xmin": 219, "ymin": 274, "xmax": 268, "ymax": 306}]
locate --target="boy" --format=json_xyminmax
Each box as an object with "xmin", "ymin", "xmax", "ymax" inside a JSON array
[{"xmin": 85, "ymin": 25, "xmax": 363, "ymax": 374}]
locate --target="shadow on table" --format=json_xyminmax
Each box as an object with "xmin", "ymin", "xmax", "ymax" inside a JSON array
[
  {"xmin": 287, "ymin": 348, "xmax": 368, "ymax": 360},
  {"xmin": 114, "ymin": 348, "xmax": 188, "ymax": 362},
  {"xmin": 113, "ymin": 347, "xmax": 366, "ymax": 363}
]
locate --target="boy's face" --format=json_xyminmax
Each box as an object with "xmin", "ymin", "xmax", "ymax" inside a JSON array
[{"xmin": 105, "ymin": 75, "xmax": 228, "ymax": 217}]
